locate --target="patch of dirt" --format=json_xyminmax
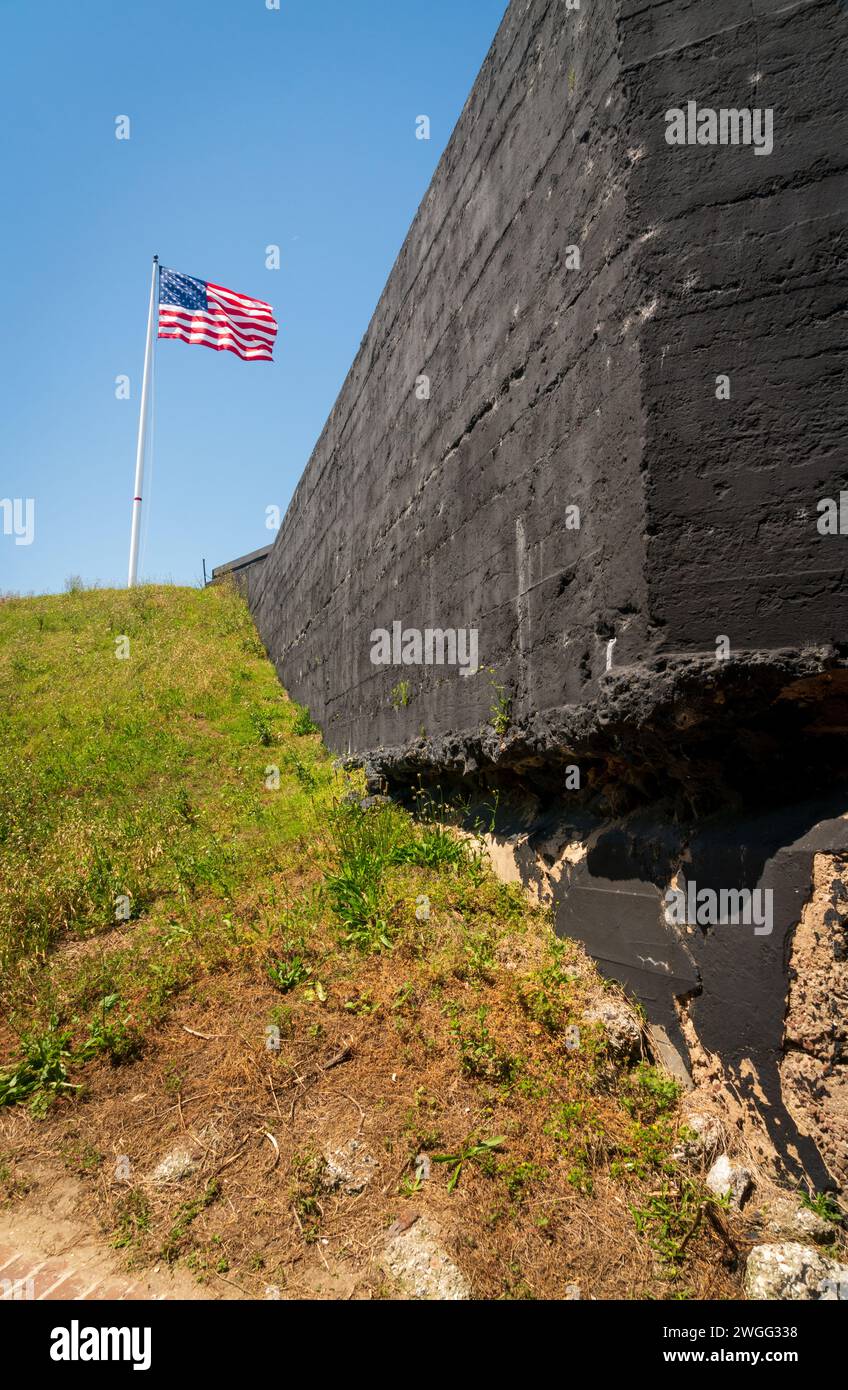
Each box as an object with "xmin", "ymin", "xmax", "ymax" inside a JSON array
[
  {"xmin": 782, "ymin": 853, "xmax": 848, "ymax": 1188},
  {"xmin": 0, "ymin": 1166, "xmax": 226, "ymax": 1300},
  {"xmin": 0, "ymin": 956, "xmax": 744, "ymax": 1301}
]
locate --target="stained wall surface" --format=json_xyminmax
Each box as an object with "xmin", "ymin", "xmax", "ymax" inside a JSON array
[
  {"xmin": 622, "ymin": 0, "xmax": 848, "ymax": 653},
  {"xmin": 250, "ymin": 0, "xmax": 847, "ymax": 760},
  {"xmin": 250, "ymin": 0, "xmax": 650, "ymax": 753}
]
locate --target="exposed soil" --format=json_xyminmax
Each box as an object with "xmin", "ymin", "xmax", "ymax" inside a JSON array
[{"xmin": 0, "ymin": 952, "xmax": 745, "ymax": 1302}]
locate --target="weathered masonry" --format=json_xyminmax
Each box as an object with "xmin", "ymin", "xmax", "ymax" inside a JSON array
[{"xmin": 236, "ymin": 0, "xmax": 848, "ymax": 1187}]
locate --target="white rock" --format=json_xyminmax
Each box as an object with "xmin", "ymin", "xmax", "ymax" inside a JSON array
[
  {"xmin": 673, "ymin": 1111, "xmax": 725, "ymax": 1162},
  {"xmin": 582, "ymin": 1000, "xmax": 641, "ymax": 1059},
  {"xmin": 323, "ymin": 1138, "xmax": 378, "ymax": 1196},
  {"xmin": 745, "ymin": 1243, "xmax": 848, "ymax": 1301},
  {"xmin": 706, "ymin": 1154, "xmax": 753, "ymax": 1208},
  {"xmin": 687, "ymin": 1112, "xmax": 725, "ymax": 1153},
  {"xmin": 380, "ymin": 1216, "xmax": 470, "ymax": 1300},
  {"xmin": 762, "ymin": 1198, "xmax": 837, "ymax": 1245},
  {"xmin": 150, "ymin": 1147, "xmax": 198, "ymax": 1186}
]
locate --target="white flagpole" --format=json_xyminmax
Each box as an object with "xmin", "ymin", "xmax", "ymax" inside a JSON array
[{"xmin": 127, "ymin": 254, "xmax": 159, "ymax": 588}]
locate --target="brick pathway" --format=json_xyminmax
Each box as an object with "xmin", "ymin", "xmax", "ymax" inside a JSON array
[{"xmin": 0, "ymin": 1244, "xmax": 159, "ymax": 1300}]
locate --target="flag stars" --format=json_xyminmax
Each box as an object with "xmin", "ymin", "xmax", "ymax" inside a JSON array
[{"xmin": 157, "ymin": 265, "xmax": 277, "ymax": 361}]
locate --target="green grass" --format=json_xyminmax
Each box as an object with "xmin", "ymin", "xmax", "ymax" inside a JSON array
[
  {"xmin": 0, "ymin": 583, "xmax": 326, "ymax": 977},
  {"xmin": 113, "ymin": 1189, "xmax": 152, "ymax": 1250},
  {"xmin": 0, "ymin": 581, "xmax": 734, "ymax": 1297},
  {"xmin": 0, "ymin": 582, "xmax": 528, "ymax": 1113},
  {"xmin": 0, "ymin": 582, "xmax": 333, "ymax": 1095}
]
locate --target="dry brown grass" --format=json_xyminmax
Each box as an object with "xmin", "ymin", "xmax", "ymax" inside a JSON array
[{"xmin": 0, "ymin": 906, "xmax": 744, "ymax": 1300}]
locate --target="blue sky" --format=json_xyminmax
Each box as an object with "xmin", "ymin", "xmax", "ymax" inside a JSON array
[{"xmin": 0, "ymin": 0, "xmax": 507, "ymax": 595}]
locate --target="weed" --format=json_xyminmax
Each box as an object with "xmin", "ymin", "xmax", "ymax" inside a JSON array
[
  {"xmin": 290, "ymin": 1152, "xmax": 325, "ymax": 1243},
  {"xmin": 454, "ymin": 1008, "xmax": 517, "ymax": 1084},
  {"xmin": 59, "ymin": 1139, "xmax": 102, "ymax": 1174},
  {"xmin": 391, "ymin": 824, "xmax": 469, "ymax": 870},
  {"xmin": 249, "ymin": 709, "xmax": 274, "ymax": 746},
  {"xmin": 499, "ymin": 1159, "xmax": 547, "ymax": 1204},
  {"xmin": 488, "ymin": 674, "xmax": 512, "ymax": 736},
  {"xmin": 325, "ymin": 856, "xmax": 392, "ymax": 952},
  {"xmin": 268, "ymin": 1004, "xmax": 295, "ymax": 1039},
  {"xmin": 432, "ymin": 1135, "xmax": 505, "ymax": 1192},
  {"xmin": 0, "ymin": 1024, "xmax": 78, "ymax": 1116},
  {"xmin": 401, "ymin": 1088, "xmax": 443, "ymax": 1151},
  {"xmin": 267, "ymin": 954, "xmax": 312, "ymax": 993},
  {"xmin": 631, "ymin": 1180, "xmax": 716, "ymax": 1267},
  {"xmin": 390, "ymin": 680, "xmax": 412, "ymax": 710},
  {"xmin": 567, "ymin": 1161, "xmax": 594, "ymax": 1195},
  {"xmin": 0, "ymin": 1158, "xmax": 32, "ymax": 1201},
  {"xmin": 343, "ymin": 990, "xmax": 380, "ymax": 1016},
  {"xmin": 517, "ymin": 957, "xmax": 573, "ymax": 1032},
  {"xmin": 319, "ymin": 801, "xmax": 410, "ymax": 951},
  {"xmin": 398, "ymin": 1172, "xmax": 423, "ymax": 1197},
  {"xmin": 459, "ymin": 929, "xmax": 497, "ymax": 982},
  {"xmin": 799, "ymin": 1189, "xmax": 843, "ymax": 1225},
  {"xmin": 392, "ymin": 981, "xmax": 420, "ymax": 1014},
  {"xmin": 160, "ymin": 1180, "xmax": 221, "ymax": 1264},
  {"xmin": 164, "ymin": 1066, "xmax": 185, "ymax": 1095},
  {"xmin": 545, "ymin": 1100, "xmax": 608, "ymax": 1194},
  {"xmin": 113, "ymin": 1190, "xmax": 151, "ymax": 1249},
  {"xmin": 291, "ymin": 704, "xmax": 319, "ymax": 736},
  {"xmin": 287, "ymin": 753, "xmax": 317, "ymax": 792},
  {"xmin": 79, "ymin": 995, "xmax": 144, "ymax": 1066},
  {"xmin": 612, "ymin": 1121, "xmax": 679, "ymax": 1180},
  {"xmin": 622, "ymin": 1063, "xmax": 681, "ymax": 1123}
]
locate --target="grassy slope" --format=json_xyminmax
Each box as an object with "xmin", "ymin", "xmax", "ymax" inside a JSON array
[{"xmin": 0, "ymin": 585, "xmax": 739, "ymax": 1299}]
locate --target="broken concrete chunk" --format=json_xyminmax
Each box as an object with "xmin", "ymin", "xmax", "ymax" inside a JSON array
[
  {"xmin": 582, "ymin": 999, "xmax": 642, "ymax": 1060},
  {"xmin": 745, "ymin": 1243, "xmax": 848, "ymax": 1300},
  {"xmin": 673, "ymin": 1111, "xmax": 726, "ymax": 1162},
  {"xmin": 323, "ymin": 1138, "xmax": 378, "ymax": 1196},
  {"xmin": 706, "ymin": 1154, "xmax": 753, "ymax": 1208},
  {"xmin": 380, "ymin": 1215, "xmax": 470, "ymax": 1300},
  {"xmin": 149, "ymin": 1147, "xmax": 199, "ymax": 1186},
  {"xmin": 761, "ymin": 1198, "xmax": 838, "ymax": 1245},
  {"xmin": 687, "ymin": 1111, "xmax": 725, "ymax": 1153}
]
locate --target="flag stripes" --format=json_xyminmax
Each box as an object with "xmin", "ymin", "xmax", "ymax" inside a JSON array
[{"xmin": 157, "ymin": 267, "xmax": 277, "ymax": 362}]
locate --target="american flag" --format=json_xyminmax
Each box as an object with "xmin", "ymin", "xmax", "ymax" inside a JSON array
[{"xmin": 158, "ymin": 267, "xmax": 277, "ymax": 362}]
